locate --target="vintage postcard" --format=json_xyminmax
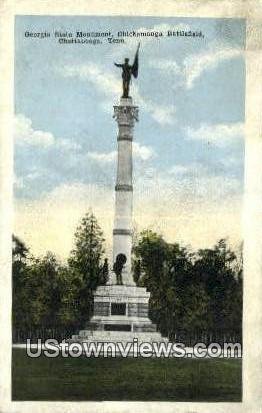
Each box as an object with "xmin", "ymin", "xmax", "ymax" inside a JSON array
[{"xmin": 0, "ymin": 1, "xmax": 262, "ymax": 413}]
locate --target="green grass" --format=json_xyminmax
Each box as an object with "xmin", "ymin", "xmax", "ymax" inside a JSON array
[{"xmin": 12, "ymin": 348, "xmax": 242, "ymax": 401}]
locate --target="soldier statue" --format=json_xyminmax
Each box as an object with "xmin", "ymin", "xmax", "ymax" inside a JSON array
[
  {"xmin": 114, "ymin": 43, "xmax": 140, "ymax": 98},
  {"xmin": 113, "ymin": 253, "xmax": 127, "ymax": 285}
]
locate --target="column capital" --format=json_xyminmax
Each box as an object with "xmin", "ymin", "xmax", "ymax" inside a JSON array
[{"xmin": 113, "ymin": 105, "xmax": 139, "ymax": 126}]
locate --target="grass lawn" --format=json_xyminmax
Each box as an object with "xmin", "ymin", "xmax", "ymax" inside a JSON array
[{"xmin": 12, "ymin": 348, "xmax": 242, "ymax": 401}]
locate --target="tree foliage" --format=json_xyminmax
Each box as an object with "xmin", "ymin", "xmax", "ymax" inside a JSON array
[
  {"xmin": 68, "ymin": 211, "xmax": 106, "ymax": 324},
  {"xmin": 134, "ymin": 232, "xmax": 242, "ymax": 340},
  {"xmin": 12, "ymin": 219, "xmax": 242, "ymax": 343},
  {"xmin": 12, "ymin": 212, "xmax": 107, "ymax": 339}
]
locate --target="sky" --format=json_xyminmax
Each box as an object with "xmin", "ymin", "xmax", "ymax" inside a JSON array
[{"xmin": 14, "ymin": 16, "xmax": 246, "ymax": 260}]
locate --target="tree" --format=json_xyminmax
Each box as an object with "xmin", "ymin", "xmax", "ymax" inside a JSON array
[
  {"xmin": 55, "ymin": 264, "xmax": 83, "ymax": 330},
  {"xmin": 68, "ymin": 211, "xmax": 106, "ymax": 324},
  {"xmin": 133, "ymin": 259, "xmax": 141, "ymax": 284},
  {"xmin": 12, "ymin": 224, "xmax": 242, "ymax": 343},
  {"xmin": 134, "ymin": 230, "xmax": 198, "ymax": 338},
  {"xmin": 134, "ymin": 230, "xmax": 167, "ymax": 289},
  {"xmin": 134, "ymin": 232, "xmax": 243, "ymax": 341},
  {"xmin": 101, "ymin": 258, "xmax": 109, "ymax": 284},
  {"xmin": 12, "ymin": 212, "xmax": 107, "ymax": 340},
  {"xmin": 30, "ymin": 252, "xmax": 63, "ymax": 327},
  {"xmin": 193, "ymin": 239, "xmax": 242, "ymax": 333},
  {"xmin": 12, "ymin": 235, "xmax": 31, "ymax": 335},
  {"xmin": 12, "ymin": 235, "xmax": 29, "ymax": 263}
]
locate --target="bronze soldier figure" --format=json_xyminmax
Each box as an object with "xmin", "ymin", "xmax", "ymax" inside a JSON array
[
  {"xmin": 114, "ymin": 43, "xmax": 140, "ymax": 98},
  {"xmin": 113, "ymin": 253, "xmax": 127, "ymax": 285}
]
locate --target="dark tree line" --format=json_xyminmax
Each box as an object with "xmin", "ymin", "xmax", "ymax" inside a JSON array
[
  {"xmin": 133, "ymin": 230, "xmax": 242, "ymax": 343},
  {"xmin": 12, "ymin": 213, "xmax": 242, "ymax": 343},
  {"xmin": 12, "ymin": 212, "xmax": 108, "ymax": 342}
]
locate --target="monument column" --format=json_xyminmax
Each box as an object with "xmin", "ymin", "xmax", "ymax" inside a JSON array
[
  {"xmin": 111, "ymin": 97, "xmax": 138, "ymax": 285},
  {"xmin": 72, "ymin": 48, "xmax": 168, "ymax": 347}
]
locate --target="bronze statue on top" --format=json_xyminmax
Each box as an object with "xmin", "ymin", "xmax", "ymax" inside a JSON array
[{"xmin": 114, "ymin": 43, "xmax": 140, "ymax": 98}]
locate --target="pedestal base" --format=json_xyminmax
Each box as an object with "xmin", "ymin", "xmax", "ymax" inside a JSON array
[{"xmin": 71, "ymin": 285, "xmax": 168, "ymax": 345}]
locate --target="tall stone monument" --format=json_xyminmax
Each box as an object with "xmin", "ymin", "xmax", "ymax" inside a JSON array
[{"xmin": 72, "ymin": 48, "xmax": 167, "ymax": 347}]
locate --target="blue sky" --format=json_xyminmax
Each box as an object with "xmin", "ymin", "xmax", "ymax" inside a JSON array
[{"xmin": 14, "ymin": 16, "xmax": 246, "ymax": 258}]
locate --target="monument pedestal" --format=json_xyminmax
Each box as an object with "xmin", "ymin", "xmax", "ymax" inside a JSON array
[{"xmin": 72, "ymin": 285, "xmax": 167, "ymax": 344}]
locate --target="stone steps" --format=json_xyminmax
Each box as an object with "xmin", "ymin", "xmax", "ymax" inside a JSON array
[{"xmin": 71, "ymin": 330, "xmax": 168, "ymax": 344}]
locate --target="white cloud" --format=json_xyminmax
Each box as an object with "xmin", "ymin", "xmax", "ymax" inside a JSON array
[
  {"xmin": 168, "ymin": 163, "xmax": 207, "ymax": 176},
  {"xmin": 149, "ymin": 43, "xmax": 243, "ymax": 90},
  {"xmin": 87, "ymin": 150, "xmax": 117, "ymax": 164},
  {"xmin": 14, "ymin": 174, "xmax": 24, "ymax": 189},
  {"xmin": 86, "ymin": 142, "xmax": 155, "ymax": 164},
  {"xmin": 150, "ymin": 59, "xmax": 181, "ymax": 75},
  {"xmin": 149, "ymin": 105, "xmax": 176, "ymax": 125},
  {"xmin": 15, "ymin": 114, "xmax": 81, "ymax": 151},
  {"xmin": 15, "ymin": 114, "xmax": 55, "ymax": 147},
  {"xmin": 134, "ymin": 166, "xmax": 242, "ymax": 251},
  {"xmin": 62, "ymin": 64, "xmax": 121, "ymax": 99},
  {"xmin": 46, "ymin": 182, "xmax": 112, "ymax": 206},
  {"xmin": 133, "ymin": 142, "xmax": 155, "ymax": 161},
  {"xmin": 130, "ymin": 86, "xmax": 176, "ymax": 125},
  {"xmin": 25, "ymin": 171, "xmax": 42, "ymax": 180},
  {"xmin": 220, "ymin": 156, "xmax": 242, "ymax": 167},
  {"xmin": 185, "ymin": 122, "xmax": 244, "ymax": 147},
  {"xmin": 136, "ymin": 165, "xmax": 241, "ymax": 209},
  {"xmin": 15, "ymin": 183, "xmax": 114, "ymax": 260},
  {"xmin": 168, "ymin": 165, "xmax": 189, "ymax": 175},
  {"xmin": 184, "ymin": 46, "xmax": 243, "ymax": 89},
  {"xmin": 58, "ymin": 139, "xmax": 81, "ymax": 151},
  {"xmin": 61, "ymin": 64, "xmax": 176, "ymax": 125},
  {"xmin": 15, "ymin": 167, "xmax": 242, "ymax": 260}
]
